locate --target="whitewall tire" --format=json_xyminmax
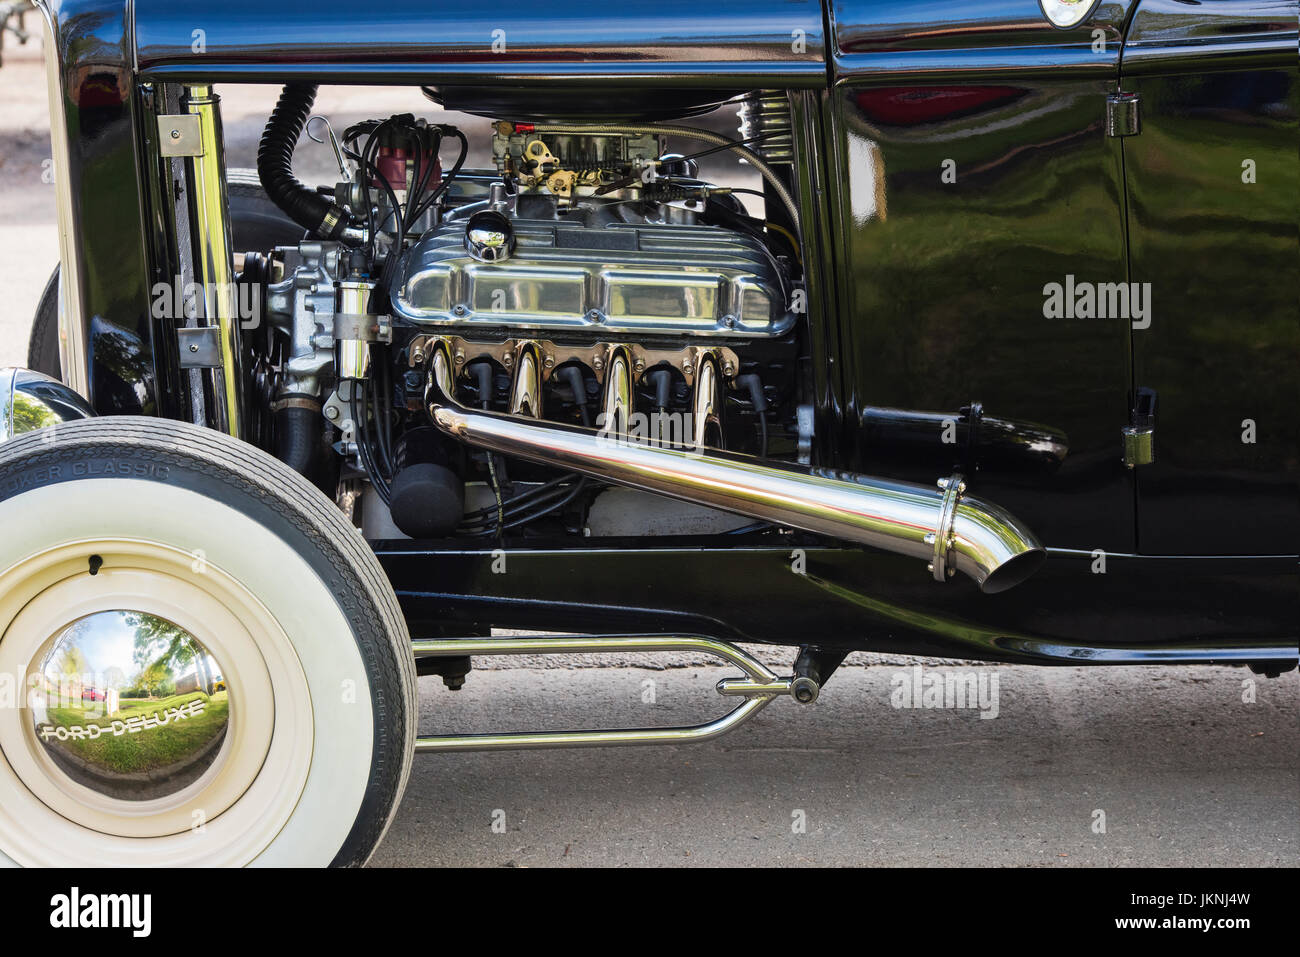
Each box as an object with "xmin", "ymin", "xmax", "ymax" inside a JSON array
[{"xmin": 0, "ymin": 417, "xmax": 417, "ymax": 866}]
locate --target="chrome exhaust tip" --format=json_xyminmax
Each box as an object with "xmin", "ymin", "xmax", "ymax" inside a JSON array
[
  {"xmin": 947, "ymin": 494, "xmax": 1047, "ymax": 593},
  {"xmin": 428, "ymin": 393, "xmax": 1045, "ymax": 593}
]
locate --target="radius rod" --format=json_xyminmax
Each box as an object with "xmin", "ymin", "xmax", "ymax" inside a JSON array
[{"xmin": 411, "ymin": 634, "xmax": 817, "ymax": 753}]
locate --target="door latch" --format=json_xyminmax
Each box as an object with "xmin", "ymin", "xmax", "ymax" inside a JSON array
[{"xmin": 1122, "ymin": 386, "xmax": 1156, "ymax": 468}]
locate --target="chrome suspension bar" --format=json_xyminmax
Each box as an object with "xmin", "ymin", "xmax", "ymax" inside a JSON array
[{"xmin": 411, "ymin": 634, "xmax": 804, "ymax": 754}]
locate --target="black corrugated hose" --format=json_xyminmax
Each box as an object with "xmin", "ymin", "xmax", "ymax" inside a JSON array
[{"xmin": 257, "ymin": 84, "xmax": 352, "ymax": 240}]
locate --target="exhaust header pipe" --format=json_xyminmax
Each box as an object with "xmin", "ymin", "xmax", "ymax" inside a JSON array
[{"xmin": 427, "ymin": 390, "xmax": 1045, "ymax": 593}]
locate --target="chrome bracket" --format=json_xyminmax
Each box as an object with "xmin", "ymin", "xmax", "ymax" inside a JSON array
[
  {"xmin": 411, "ymin": 634, "xmax": 804, "ymax": 753},
  {"xmin": 157, "ymin": 114, "xmax": 203, "ymax": 157},
  {"xmin": 179, "ymin": 85, "xmax": 243, "ymax": 438},
  {"xmin": 177, "ymin": 326, "xmax": 223, "ymax": 369},
  {"xmin": 796, "ymin": 404, "xmax": 815, "ymax": 465},
  {"xmin": 1122, "ymin": 386, "xmax": 1157, "ymax": 468},
  {"xmin": 1122, "ymin": 426, "xmax": 1155, "ymax": 468}
]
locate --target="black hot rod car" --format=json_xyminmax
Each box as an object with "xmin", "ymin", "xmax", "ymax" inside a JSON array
[{"xmin": 0, "ymin": 0, "xmax": 1294, "ymax": 866}]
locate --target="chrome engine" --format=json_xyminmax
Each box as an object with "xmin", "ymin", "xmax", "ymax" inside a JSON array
[
  {"xmin": 260, "ymin": 110, "xmax": 807, "ymax": 547},
  {"xmin": 244, "ymin": 92, "xmax": 1044, "ymax": 591},
  {"xmin": 264, "ymin": 112, "xmax": 803, "ymax": 460},
  {"xmin": 256, "ymin": 110, "xmax": 806, "ymax": 540},
  {"xmin": 391, "ymin": 121, "xmax": 796, "ymax": 340},
  {"xmin": 391, "ymin": 209, "xmax": 796, "ymax": 339}
]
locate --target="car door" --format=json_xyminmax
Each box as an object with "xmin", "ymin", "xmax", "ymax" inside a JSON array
[
  {"xmin": 824, "ymin": 0, "xmax": 1139, "ymax": 552},
  {"xmin": 1120, "ymin": 0, "xmax": 1299, "ymax": 554}
]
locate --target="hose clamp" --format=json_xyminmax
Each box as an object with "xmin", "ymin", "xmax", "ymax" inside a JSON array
[
  {"xmin": 269, "ymin": 396, "xmax": 322, "ymax": 414},
  {"xmin": 927, "ymin": 473, "xmax": 966, "ymax": 581},
  {"xmin": 317, "ymin": 208, "xmax": 342, "ymax": 238}
]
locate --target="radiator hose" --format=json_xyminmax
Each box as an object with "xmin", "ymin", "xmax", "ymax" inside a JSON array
[
  {"xmin": 274, "ymin": 398, "xmax": 320, "ymax": 477},
  {"xmin": 257, "ymin": 84, "xmax": 352, "ymax": 240}
]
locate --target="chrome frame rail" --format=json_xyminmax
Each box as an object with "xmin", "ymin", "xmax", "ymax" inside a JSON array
[
  {"xmin": 182, "ymin": 84, "xmax": 243, "ymax": 437},
  {"xmin": 411, "ymin": 634, "xmax": 799, "ymax": 753}
]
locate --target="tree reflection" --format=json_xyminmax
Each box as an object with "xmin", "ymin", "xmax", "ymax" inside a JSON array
[
  {"xmin": 124, "ymin": 613, "xmax": 212, "ymax": 698},
  {"xmin": 8, "ymin": 393, "xmax": 61, "ymax": 435}
]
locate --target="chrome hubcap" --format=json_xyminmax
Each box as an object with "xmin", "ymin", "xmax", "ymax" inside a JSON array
[{"xmin": 30, "ymin": 610, "xmax": 231, "ymax": 802}]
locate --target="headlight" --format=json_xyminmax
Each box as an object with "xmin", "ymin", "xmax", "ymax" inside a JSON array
[{"xmin": 1038, "ymin": 0, "xmax": 1103, "ymax": 29}]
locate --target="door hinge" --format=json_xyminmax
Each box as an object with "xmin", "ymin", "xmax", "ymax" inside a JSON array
[
  {"xmin": 1122, "ymin": 386, "xmax": 1156, "ymax": 468},
  {"xmin": 1106, "ymin": 93, "xmax": 1141, "ymax": 137}
]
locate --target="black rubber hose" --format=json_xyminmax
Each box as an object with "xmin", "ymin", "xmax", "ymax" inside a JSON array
[
  {"xmin": 258, "ymin": 85, "xmax": 352, "ymax": 240},
  {"xmin": 469, "ymin": 361, "xmax": 494, "ymax": 411},
  {"xmin": 275, "ymin": 401, "xmax": 319, "ymax": 477}
]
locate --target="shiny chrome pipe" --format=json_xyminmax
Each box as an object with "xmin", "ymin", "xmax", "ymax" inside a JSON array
[
  {"xmin": 508, "ymin": 341, "xmax": 543, "ymax": 417},
  {"xmin": 691, "ymin": 351, "xmax": 724, "ymax": 450},
  {"xmin": 412, "ymin": 634, "xmax": 797, "ymax": 753},
  {"xmin": 428, "ymin": 395, "xmax": 1045, "ymax": 593},
  {"xmin": 599, "ymin": 346, "xmax": 633, "ymax": 434}
]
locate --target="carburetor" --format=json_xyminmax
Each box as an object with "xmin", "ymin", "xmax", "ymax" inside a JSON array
[{"xmin": 491, "ymin": 122, "xmax": 665, "ymax": 198}]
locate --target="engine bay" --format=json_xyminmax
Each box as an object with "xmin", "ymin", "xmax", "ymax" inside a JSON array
[{"xmin": 249, "ymin": 90, "xmax": 809, "ymax": 541}]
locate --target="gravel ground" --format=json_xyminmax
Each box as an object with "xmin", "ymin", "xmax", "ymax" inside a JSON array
[{"xmin": 3, "ymin": 43, "xmax": 1296, "ymax": 868}]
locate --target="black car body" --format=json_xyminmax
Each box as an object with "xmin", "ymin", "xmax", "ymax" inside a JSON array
[{"xmin": 0, "ymin": 0, "xmax": 1293, "ymax": 866}]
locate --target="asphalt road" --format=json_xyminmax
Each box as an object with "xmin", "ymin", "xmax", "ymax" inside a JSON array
[
  {"xmin": 2, "ymin": 44, "xmax": 1297, "ymax": 868},
  {"xmin": 373, "ymin": 664, "xmax": 1298, "ymax": 867}
]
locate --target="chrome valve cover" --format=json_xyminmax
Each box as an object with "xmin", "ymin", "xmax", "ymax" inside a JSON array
[{"xmin": 390, "ymin": 218, "xmax": 796, "ymax": 338}]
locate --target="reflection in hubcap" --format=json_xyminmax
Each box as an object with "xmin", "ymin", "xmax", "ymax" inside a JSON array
[{"xmin": 29, "ymin": 611, "xmax": 230, "ymax": 802}]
